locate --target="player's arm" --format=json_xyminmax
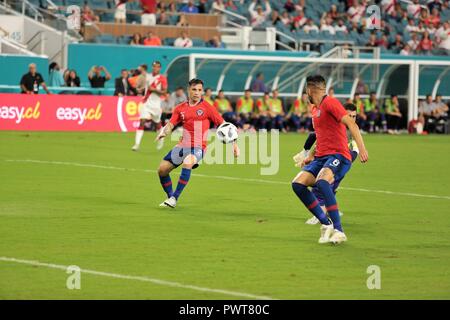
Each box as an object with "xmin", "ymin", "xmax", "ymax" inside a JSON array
[
  {"xmin": 342, "ymin": 115, "xmax": 368, "ymax": 163},
  {"xmin": 41, "ymin": 82, "xmax": 51, "ymax": 94},
  {"xmin": 101, "ymin": 66, "xmax": 111, "ymax": 81},
  {"xmin": 293, "ymin": 132, "xmax": 316, "ymax": 167},
  {"xmin": 155, "ymin": 122, "xmax": 174, "ymax": 141}
]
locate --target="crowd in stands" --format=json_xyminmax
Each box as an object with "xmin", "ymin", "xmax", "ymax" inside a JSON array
[{"xmin": 68, "ymin": 0, "xmax": 450, "ymax": 56}]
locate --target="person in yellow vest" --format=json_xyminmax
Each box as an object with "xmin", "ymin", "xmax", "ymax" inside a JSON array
[
  {"xmin": 236, "ymin": 89, "xmax": 255, "ymax": 130},
  {"xmin": 384, "ymin": 94, "xmax": 403, "ymax": 134},
  {"xmin": 269, "ymin": 89, "xmax": 287, "ymax": 132},
  {"xmin": 255, "ymin": 91, "xmax": 271, "ymax": 130},
  {"xmin": 364, "ymin": 91, "xmax": 387, "ymax": 133},
  {"xmin": 289, "ymin": 93, "xmax": 312, "ymax": 132},
  {"xmin": 204, "ymin": 87, "xmax": 214, "ymax": 106},
  {"xmin": 352, "ymin": 93, "xmax": 367, "ymax": 133},
  {"xmin": 214, "ymin": 90, "xmax": 236, "ymax": 124}
]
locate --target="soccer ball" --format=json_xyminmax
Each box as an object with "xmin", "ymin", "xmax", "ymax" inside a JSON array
[{"xmin": 216, "ymin": 122, "xmax": 238, "ymax": 144}]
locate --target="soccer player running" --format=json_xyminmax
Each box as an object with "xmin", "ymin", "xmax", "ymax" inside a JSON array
[
  {"xmin": 294, "ymin": 103, "xmax": 359, "ymax": 225},
  {"xmin": 155, "ymin": 78, "xmax": 240, "ymax": 208},
  {"xmin": 132, "ymin": 61, "xmax": 168, "ymax": 151},
  {"xmin": 291, "ymin": 75, "xmax": 368, "ymax": 244}
]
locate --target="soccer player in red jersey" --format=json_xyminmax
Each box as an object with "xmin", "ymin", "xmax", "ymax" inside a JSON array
[
  {"xmin": 291, "ymin": 75, "xmax": 369, "ymax": 244},
  {"xmin": 155, "ymin": 78, "xmax": 240, "ymax": 208}
]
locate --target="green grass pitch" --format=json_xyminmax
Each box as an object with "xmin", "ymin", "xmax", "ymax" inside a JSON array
[{"xmin": 0, "ymin": 131, "xmax": 449, "ymax": 299}]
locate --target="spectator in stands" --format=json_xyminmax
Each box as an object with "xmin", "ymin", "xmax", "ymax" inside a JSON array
[
  {"xmin": 249, "ymin": 0, "xmax": 271, "ymax": 28},
  {"xmin": 174, "ymin": 31, "xmax": 193, "ymax": 48},
  {"xmin": 294, "ymin": 0, "xmax": 305, "ymax": 12},
  {"xmin": 141, "ymin": 0, "xmax": 157, "ymax": 26},
  {"xmin": 284, "ymin": 0, "xmax": 296, "ymax": 13},
  {"xmin": 197, "ymin": 0, "xmax": 209, "ymax": 13},
  {"xmin": 408, "ymin": 32, "xmax": 420, "ymax": 53},
  {"xmin": 269, "ymin": 89, "xmax": 286, "ymax": 132},
  {"xmin": 400, "ymin": 44, "xmax": 412, "ymax": 56},
  {"xmin": 334, "ymin": 19, "xmax": 348, "ymax": 33},
  {"xmin": 347, "ymin": 0, "xmax": 365, "ymax": 24},
  {"xmin": 251, "ymin": 73, "xmax": 268, "ymax": 93},
  {"xmin": 204, "ymin": 88, "xmax": 214, "ymax": 105},
  {"xmin": 65, "ymin": 70, "xmax": 81, "ymax": 87},
  {"xmin": 224, "ymin": 0, "xmax": 237, "ymax": 11},
  {"xmin": 405, "ymin": 18, "xmax": 418, "ymax": 34},
  {"xmin": 434, "ymin": 95, "xmax": 449, "ymax": 133},
  {"xmin": 182, "ymin": 0, "xmax": 199, "ymax": 14},
  {"xmin": 292, "ymin": 7, "xmax": 307, "ymax": 27},
  {"xmin": 177, "ymin": 14, "xmax": 190, "ymax": 27},
  {"xmin": 211, "ymin": 0, "xmax": 225, "ymax": 13},
  {"xmin": 419, "ymin": 94, "xmax": 438, "ymax": 133},
  {"xmin": 416, "ymin": 21, "xmax": 427, "ymax": 35},
  {"xmin": 366, "ymin": 33, "xmax": 378, "ymax": 47},
  {"xmin": 385, "ymin": 95, "xmax": 402, "ymax": 134},
  {"xmin": 328, "ymin": 87, "xmax": 335, "ymax": 98},
  {"xmin": 88, "ymin": 65, "xmax": 111, "ymax": 88},
  {"xmin": 419, "ymin": 8, "xmax": 430, "ymax": 26},
  {"xmin": 436, "ymin": 22, "xmax": 450, "ymax": 55},
  {"xmin": 158, "ymin": 12, "xmax": 170, "ymax": 25},
  {"xmin": 167, "ymin": 2, "xmax": 177, "ymax": 14},
  {"xmin": 280, "ymin": 11, "xmax": 292, "ymax": 26},
  {"xmin": 381, "ymin": 0, "xmax": 396, "ymax": 16},
  {"xmin": 130, "ymin": 33, "xmax": 143, "ymax": 45},
  {"xmin": 208, "ymin": 35, "xmax": 225, "ymax": 48},
  {"xmin": 320, "ymin": 17, "xmax": 336, "ymax": 35},
  {"xmin": 377, "ymin": 34, "xmax": 389, "ymax": 50},
  {"xmin": 326, "ymin": 4, "xmax": 340, "ymax": 22},
  {"xmin": 419, "ymin": 31, "xmax": 433, "ymax": 55},
  {"xmin": 135, "ymin": 64, "xmax": 148, "ymax": 95},
  {"xmin": 215, "ymin": 90, "xmax": 237, "ymax": 124},
  {"xmin": 389, "ymin": 33, "xmax": 405, "ymax": 53},
  {"xmin": 427, "ymin": 8, "xmax": 441, "ymax": 28},
  {"xmin": 236, "ymin": 89, "xmax": 255, "ymax": 130},
  {"xmin": 114, "ymin": 69, "xmax": 135, "ymax": 96},
  {"xmin": 143, "ymin": 31, "xmax": 162, "ymax": 46},
  {"xmin": 48, "ymin": 62, "xmax": 65, "ymax": 87},
  {"xmin": 271, "ymin": 10, "xmax": 281, "ymax": 26},
  {"xmin": 82, "ymin": 4, "xmax": 99, "ymax": 24},
  {"xmin": 408, "ymin": 0, "xmax": 422, "ymax": 19},
  {"xmin": 20, "ymin": 63, "xmax": 51, "ymax": 94},
  {"xmin": 303, "ymin": 19, "xmax": 319, "ymax": 33},
  {"xmin": 287, "ymin": 97, "xmax": 302, "ymax": 132},
  {"xmin": 114, "ymin": 0, "xmax": 127, "ymax": 24}
]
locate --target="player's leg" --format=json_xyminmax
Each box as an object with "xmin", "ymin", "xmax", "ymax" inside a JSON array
[
  {"xmin": 158, "ymin": 160, "xmax": 176, "ymax": 200},
  {"xmin": 133, "ymin": 103, "xmax": 152, "ymax": 151},
  {"xmin": 316, "ymin": 156, "xmax": 352, "ymax": 244},
  {"xmin": 166, "ymin": 148, "xmax": 203, "ymax": 207},
  {"xmin": 150, "ymin": 108, "xmax": 164, "ymax": 150},
  {"xmin": 292, "ymin": 164, "xmax": 334, "ymax": 243}
]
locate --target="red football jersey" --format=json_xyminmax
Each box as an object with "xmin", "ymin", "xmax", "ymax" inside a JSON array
[
  {"xmin": 170, "ymin": 99, "xmax": 224, "ymax": 149},
  {"xmin": 311, "ymin": 96, "xmax": 351, "ymax": 161}
]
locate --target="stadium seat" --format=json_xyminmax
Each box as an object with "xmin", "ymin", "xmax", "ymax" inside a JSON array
[
  {"xmin": 94, "ymin": 34, "xmax": 117, "ymax": 44},
  {"xmin": 163, "ymin": 37, "xmax": 176, "ymax": 46},
  {"xmin": 100, "ymin": 12, "xmax": 115, "ymax": 23},
  {"xmin": 88, "ymin": 0, "xmax": 109, "ymax": 10},
  {"xmin": 192, "ymin": 38, "xmax": 206, "ymax": 47},
  {"xmin": 66, "ymin": 0, "xmax": 84, "ymax": 7}
]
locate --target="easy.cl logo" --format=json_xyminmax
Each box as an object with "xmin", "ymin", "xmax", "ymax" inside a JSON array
[
  {"xmin": 56, "ymin": 104, "xmax": 102, "ymax": 125},
  {"xmin": 0, "ymin": 102, "xmax": 41, "ymax": 124}
]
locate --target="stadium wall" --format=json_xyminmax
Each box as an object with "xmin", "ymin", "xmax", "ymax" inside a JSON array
[{"xmin": 0, "ymin": 54, "xmax": 49, "ymax": 87}]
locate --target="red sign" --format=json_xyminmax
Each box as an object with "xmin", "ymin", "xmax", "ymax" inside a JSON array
[{"xmin": 0, "ymin": 93, "xmax": 144, "ymax": 132}]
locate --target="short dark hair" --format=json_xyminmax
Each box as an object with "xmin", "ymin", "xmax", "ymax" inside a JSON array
[
  {"xmin": 189, "ymin": 78, "xmax": 204, "ymax": 87},
  {"xmin": 370, "ymin": 91, "xmax": 376, "ymax": 95},
  {"xmin": 205, "ymin": 87, "xmax": 212, "ymax": 92},
  {"xmin": 306, "ymin": 75, "xmax": 326, "ymax": 88},
  {"xmin": 245, "ymin": 88, "xmax": 252, "ymax": 92},
  {"xmin": 344, "ymin": 103, "xmax": 357, "ymax": 111},
  {"xmin": 140, "ymin": 64, "xmax": 148, "ymax": 71},
  {"xmin": 218, "ymin": 90, "xmax": 224, "ymax": 94},
  {"xmin": 176, "ymin": 86, "xmax": 184, "ymax": 91},
  {"xmin": 391, "ymin": 94, "xmax": 398, "ymax": 98},
  {"xmin": 152, "ymin": 61, "xmax": 161, "ymax": 66}
]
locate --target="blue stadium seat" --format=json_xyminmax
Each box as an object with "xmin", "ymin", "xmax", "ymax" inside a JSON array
[
  {"xmin": 89, "ymin": 0, "xmax": 109, "ymax": 10},
  {"xmin": 100, "ymin": 12, "xmax": 115, "ymax": 23},
  {"xmin": 192, "ymin": 38, "xmax": 206, "ymax": 47},
  {"xmin": 163, "ymin": 37, "xmax": 176, "ymax": 46},
  {"xmin": 94, "ymin": 34, "xmax": 117, "ymax": 44},
  {"xmin": 66, "ymin": 0, "xmax": 84, "ymax": 7}
]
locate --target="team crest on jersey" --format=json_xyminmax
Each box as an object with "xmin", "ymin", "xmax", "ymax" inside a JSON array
[{"xmin": 196, "ymin": 109, "xmax": 204, "ymax": 116}]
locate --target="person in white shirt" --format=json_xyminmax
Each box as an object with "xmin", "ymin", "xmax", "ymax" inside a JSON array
[
  {"xmin": 381, "ymin": 0, "xmax": 396, "ymax": 16},
  {"xmin": 407, "ymin": 0, "xmax": 422, "ymax": 19},
  {"xmin": 320, "ymin": 17, "xmax": 336, "ymax": 35},
  {"xmin": 303, "ymin": 19, "xmax": 319, "ymax": 33},
  {"xmin": 249, "ymin": 0, "xmax": 271, "ymax": 28},
  {"xmin": 211, "ymin": 0, "xmax": 225, "ymax": 13},
  {"xmin": 405, "ymin": 18, "xmax": 418, "ymax": 33},
  {"xmin": 174, "ymin": 31, "xmax": 193, "ymax": 48},
  {"xmin": 436, "ymin": 22, "xmax": 450, "ymax": 52},
  {"xmin": 408, "ymin": 32, "xmax": 420, "ymax": 52},
  {"xmin": 400, "ymin": 44, "xmax": 412, "ymax": 56},
  {"xmin": 334, "ymin": 19, "xmax": 348, "ymax": 33},
  {"xmin": 114, "ymin": 0, "xmax": 127, "ymax": 24}
]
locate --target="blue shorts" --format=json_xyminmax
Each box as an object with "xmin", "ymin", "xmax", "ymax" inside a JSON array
[
  {"xmin": 303, "ymin": 154, "xmax": 352, "ymax": 183},
  {"xmin": 163, "ymin": 146, "xmax": 204, "ymax": 169}
]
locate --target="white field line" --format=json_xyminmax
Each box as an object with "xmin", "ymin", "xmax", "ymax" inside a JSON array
[
  {"xmin": 5, "ymin": 159, "xmax": 450, "ymax": 201},
  {"xmin": 0, "ymin": 257, "xmax": 275, "ymax": 300}
]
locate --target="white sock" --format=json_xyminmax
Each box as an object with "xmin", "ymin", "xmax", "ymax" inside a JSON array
[{"xmin": 135, "ymin": 129, "xmax": 144, "ymax": 146}]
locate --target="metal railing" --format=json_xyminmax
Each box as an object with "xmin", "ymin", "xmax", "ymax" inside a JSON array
[{"xmin": 212, "ymin": 7, "xmax": 249, "ymax": 28}]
